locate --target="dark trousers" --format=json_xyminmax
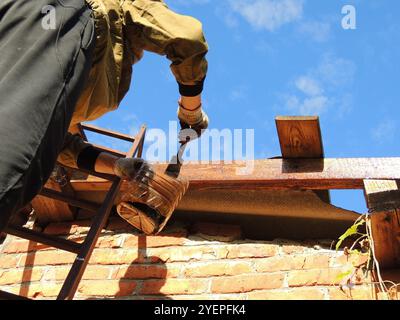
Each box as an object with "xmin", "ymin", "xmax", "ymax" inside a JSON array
[{"xmin": 0, "ymin": 0, "xmax": 95, "ymax": 231}]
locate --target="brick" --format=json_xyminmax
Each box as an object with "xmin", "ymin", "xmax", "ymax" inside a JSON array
[
  {"xmin": 227, "ymin": 244, "xmax": 278, "ymax": 259},
  {"xmin": 331, "ymin": 253, "xmax": 370, "ymax": 268},
  {"xmin": 168, "ymin": 295, "xmax": 217, "ymax": 300},
  {"xmin": 1, "ymin": 240, "xmax": 52, "ymax": 254},
  {"xmin": 0, "ymin": 255, "xmax": 19, "ymax": 268},
  {"xmin": 288, "ymin": 269, "xmax": 320, "ymax": 287},
  {"xmin": 191, "ymin": 222, "xmax": 242, "ymax": 242},
  {"xmin": 124, "ymin": 233, "xmax": 187, "ymax": 248},
  {"xmin": 185, "ymin": 261, "xmax": 252, "ymax": 277},
  {"xmin": 282, "ymin": 245, "xmax": 308, "ymax": 255},
  {"xmin": 303, "ymin": 255, "xmax": 331, "ymax": 269},
  {"xmin": 211, "ymin": 273, "xmax": 284, "ymax": 294},
  {"xmin": 11, "ymin": 283, "xmax": 63, "ymax": 298},
  {"xmin": 148, "ymin": 246, "xmax": 229, "ymax": 263},
  {"xmin": 44, "ymin": 221, "xmax": 91, "ymax": 236},
  {"xmin": 78, "ymin": 280, "xmax": 136, "ymax": 297},
  {"xmin": 89, "ymin": 249, "xmax": 142, "ymax": 265},
  {"xmin": 105, "ymin": 218, "xmax": 136, "ymax": 232},
  {"xmin": 255, "ymin": 254, "xmax": 331, "ymax": 273},
  {"xmin": 255, "ymin": 256, "xmax": 303, "ymax": 272},
  {"xmin": 113, "ymin": 265, "xmax": 180, "ymax": 280},
  {"xmin": 96, "ymin": 235, "xmax": 124, "ymax": 249},
  {"xmin": 19, "ymin": 251, "xmax": 76, "ymax": 267},
  {"xmin": 288, "ymin": 269, "xmax": 346, "ymax": 287},
  {"xmin": 248, "ymin": 288, "xmax": 325, "ymax": 300},
  {"xmin": 328, "ymin": 286, "xmax": 375, "ymax": 300},
  {"xmin": 140, "ymin": 279, "xmax": 209, "ymax": 295},
  {"xmin": 43, "ymin": 266, "xmax": 110, "ymax": 281},
  {"xmin": 0, "ymin": 268, "xmax": 43, "ymax": 285}
]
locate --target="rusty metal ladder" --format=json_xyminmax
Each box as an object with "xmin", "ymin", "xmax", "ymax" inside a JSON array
[{"xmin": 0, "ymin": 124, "xmax": 146, "ymax": 300}]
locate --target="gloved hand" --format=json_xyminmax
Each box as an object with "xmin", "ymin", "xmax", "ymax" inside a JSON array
[
  {"xmin": 113, "ymin": 158, "xmax": 153, "ymax": 182},
  {"xmin": 177, "ymin": 102, "xmax": 209, "ymax": 135}
]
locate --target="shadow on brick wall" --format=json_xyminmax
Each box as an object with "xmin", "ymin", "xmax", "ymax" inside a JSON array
[{"xmin": 114, "ymin": 235, "xmax": 171, "ymax": 300}]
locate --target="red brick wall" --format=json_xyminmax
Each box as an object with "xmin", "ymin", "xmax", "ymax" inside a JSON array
[{"xmin": 0, "ymin": 219, "xmax": 379, "ymax": 300}]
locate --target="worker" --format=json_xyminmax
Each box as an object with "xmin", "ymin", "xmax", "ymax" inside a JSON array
[{"xmin": 0, "ymin": 0, "xmax": 209, "ymax": 234}]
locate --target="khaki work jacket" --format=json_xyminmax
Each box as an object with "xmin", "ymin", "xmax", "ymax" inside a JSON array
[{"xmin": 58, "ymin": 0, "xmax": 208, "ymax": 168}]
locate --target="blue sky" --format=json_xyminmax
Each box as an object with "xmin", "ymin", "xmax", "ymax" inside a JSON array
[{"xmin": 87, "ymin": 0, "xmax": 400, "ymax": 214}]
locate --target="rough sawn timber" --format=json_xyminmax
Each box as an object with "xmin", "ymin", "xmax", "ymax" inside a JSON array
[{"xmin": 70, "ymin": 158, "xmax": 400, "ymax": 192}]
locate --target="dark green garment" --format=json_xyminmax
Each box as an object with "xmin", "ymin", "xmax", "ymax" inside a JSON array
[{"xmin": 0, "ymin": 0, "xmax": 95, "ymax": 231}]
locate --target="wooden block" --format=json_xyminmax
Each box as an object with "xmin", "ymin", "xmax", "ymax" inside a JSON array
[
  {"xmin": 276, "ymin": 116, "xmax": 324, "ymax": 158},
  {"xmin": 364, "ymin": 179, "xmax": 400, "ymax": 269},
  {"xmin": 276, "ymin": 116, "xmax": 330, "ymax": 203},
  {"xmin": 364, "ymin": 180, "xmax": 400, "ymax": 212}
]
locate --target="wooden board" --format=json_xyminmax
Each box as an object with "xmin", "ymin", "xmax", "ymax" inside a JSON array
[
  {"xmin": 364, "ymin": 179, "xmax": 400, "ymax": 269},
  {"xmin": 70, "ymin": 158, "xmax": 400, "ymax": 192},
  {"xmin": 276, "ymin": 116, "xmax": 324, "ymax": 158},
  {"xmin": 364, "ymin": 180, "xmax": 400, "ymax": 212},
  {"xmin": 276, "ymin": 116, "xmax": 330, "ymax": 203}
]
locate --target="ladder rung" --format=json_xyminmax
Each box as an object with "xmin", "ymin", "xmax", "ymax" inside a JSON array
[
  {"xmin": 40, "ymin": 188, "xmax": 99, "ymax": 212},
  {"xmin": 81, "ymin": 124, "xmax": 136, "ymax": 142},
  {"xmin": 6, "ymin": 226, "xmax": 81, "ymax": 254}
]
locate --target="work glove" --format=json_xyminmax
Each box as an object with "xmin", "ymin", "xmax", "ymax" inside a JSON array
[
  {"xmin": 177, "ymin": 102, "xmax": 209, "ymax": 136},
  {"xmin": 113, "ymin": 158, "xmax": 152, "ymax": 182},
  {"xmin": 113, "ymin": 158, "xmax": 189, "ymax": 235}
]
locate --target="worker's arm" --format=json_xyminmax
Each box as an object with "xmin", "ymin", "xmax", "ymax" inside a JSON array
[
  {"xmin": 58, "ymin": 133, "xmax": 151, "ymax": 178},
  {"xmin": 123, "ymin": 0, "xmax": 209, "ymax": 131}
]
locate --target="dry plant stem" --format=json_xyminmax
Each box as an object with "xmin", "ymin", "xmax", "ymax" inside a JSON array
[{"xmin": 365, "ymin": 212, "xmax": 389, "ymax": 296}]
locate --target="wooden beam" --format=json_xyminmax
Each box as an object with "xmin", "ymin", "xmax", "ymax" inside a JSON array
[
  {"xmin": 276, "ymin": 116, "xmax": 330, "ymax": 203},
  {"xmin": 70, "ymin": 158, "xmax": 400, "ymax": 192},
  {"xmin": 364, "ymin": 179, "xmax": 400, "ymax": 269}
]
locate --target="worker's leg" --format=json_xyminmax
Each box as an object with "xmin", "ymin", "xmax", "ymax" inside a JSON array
[{"xmin": 0, "ymin": 0, "xmax": 95, "ymax": 231}]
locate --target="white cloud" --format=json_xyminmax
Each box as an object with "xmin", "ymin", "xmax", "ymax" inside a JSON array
[
  {"xmin": 371, "ymin": 119, "xmax": 397, "ymax": 143},
  {"xmin": 229, "ymin": 0, "xmax": 304, "ymax": 32},
  {"xmin": 283, "ymin": 54, "xmax": 355, "ymax": 116},
  {"xmin": 295, "ymin": 76, "xmax": 323, "ymax": 96},
  {"xmin": 317, "ymin": 54, "xmax": 356, "ymax": 87},
  {"xmin": 285, "ymin": 94, "xmax": 329, "ymax": 115}
]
